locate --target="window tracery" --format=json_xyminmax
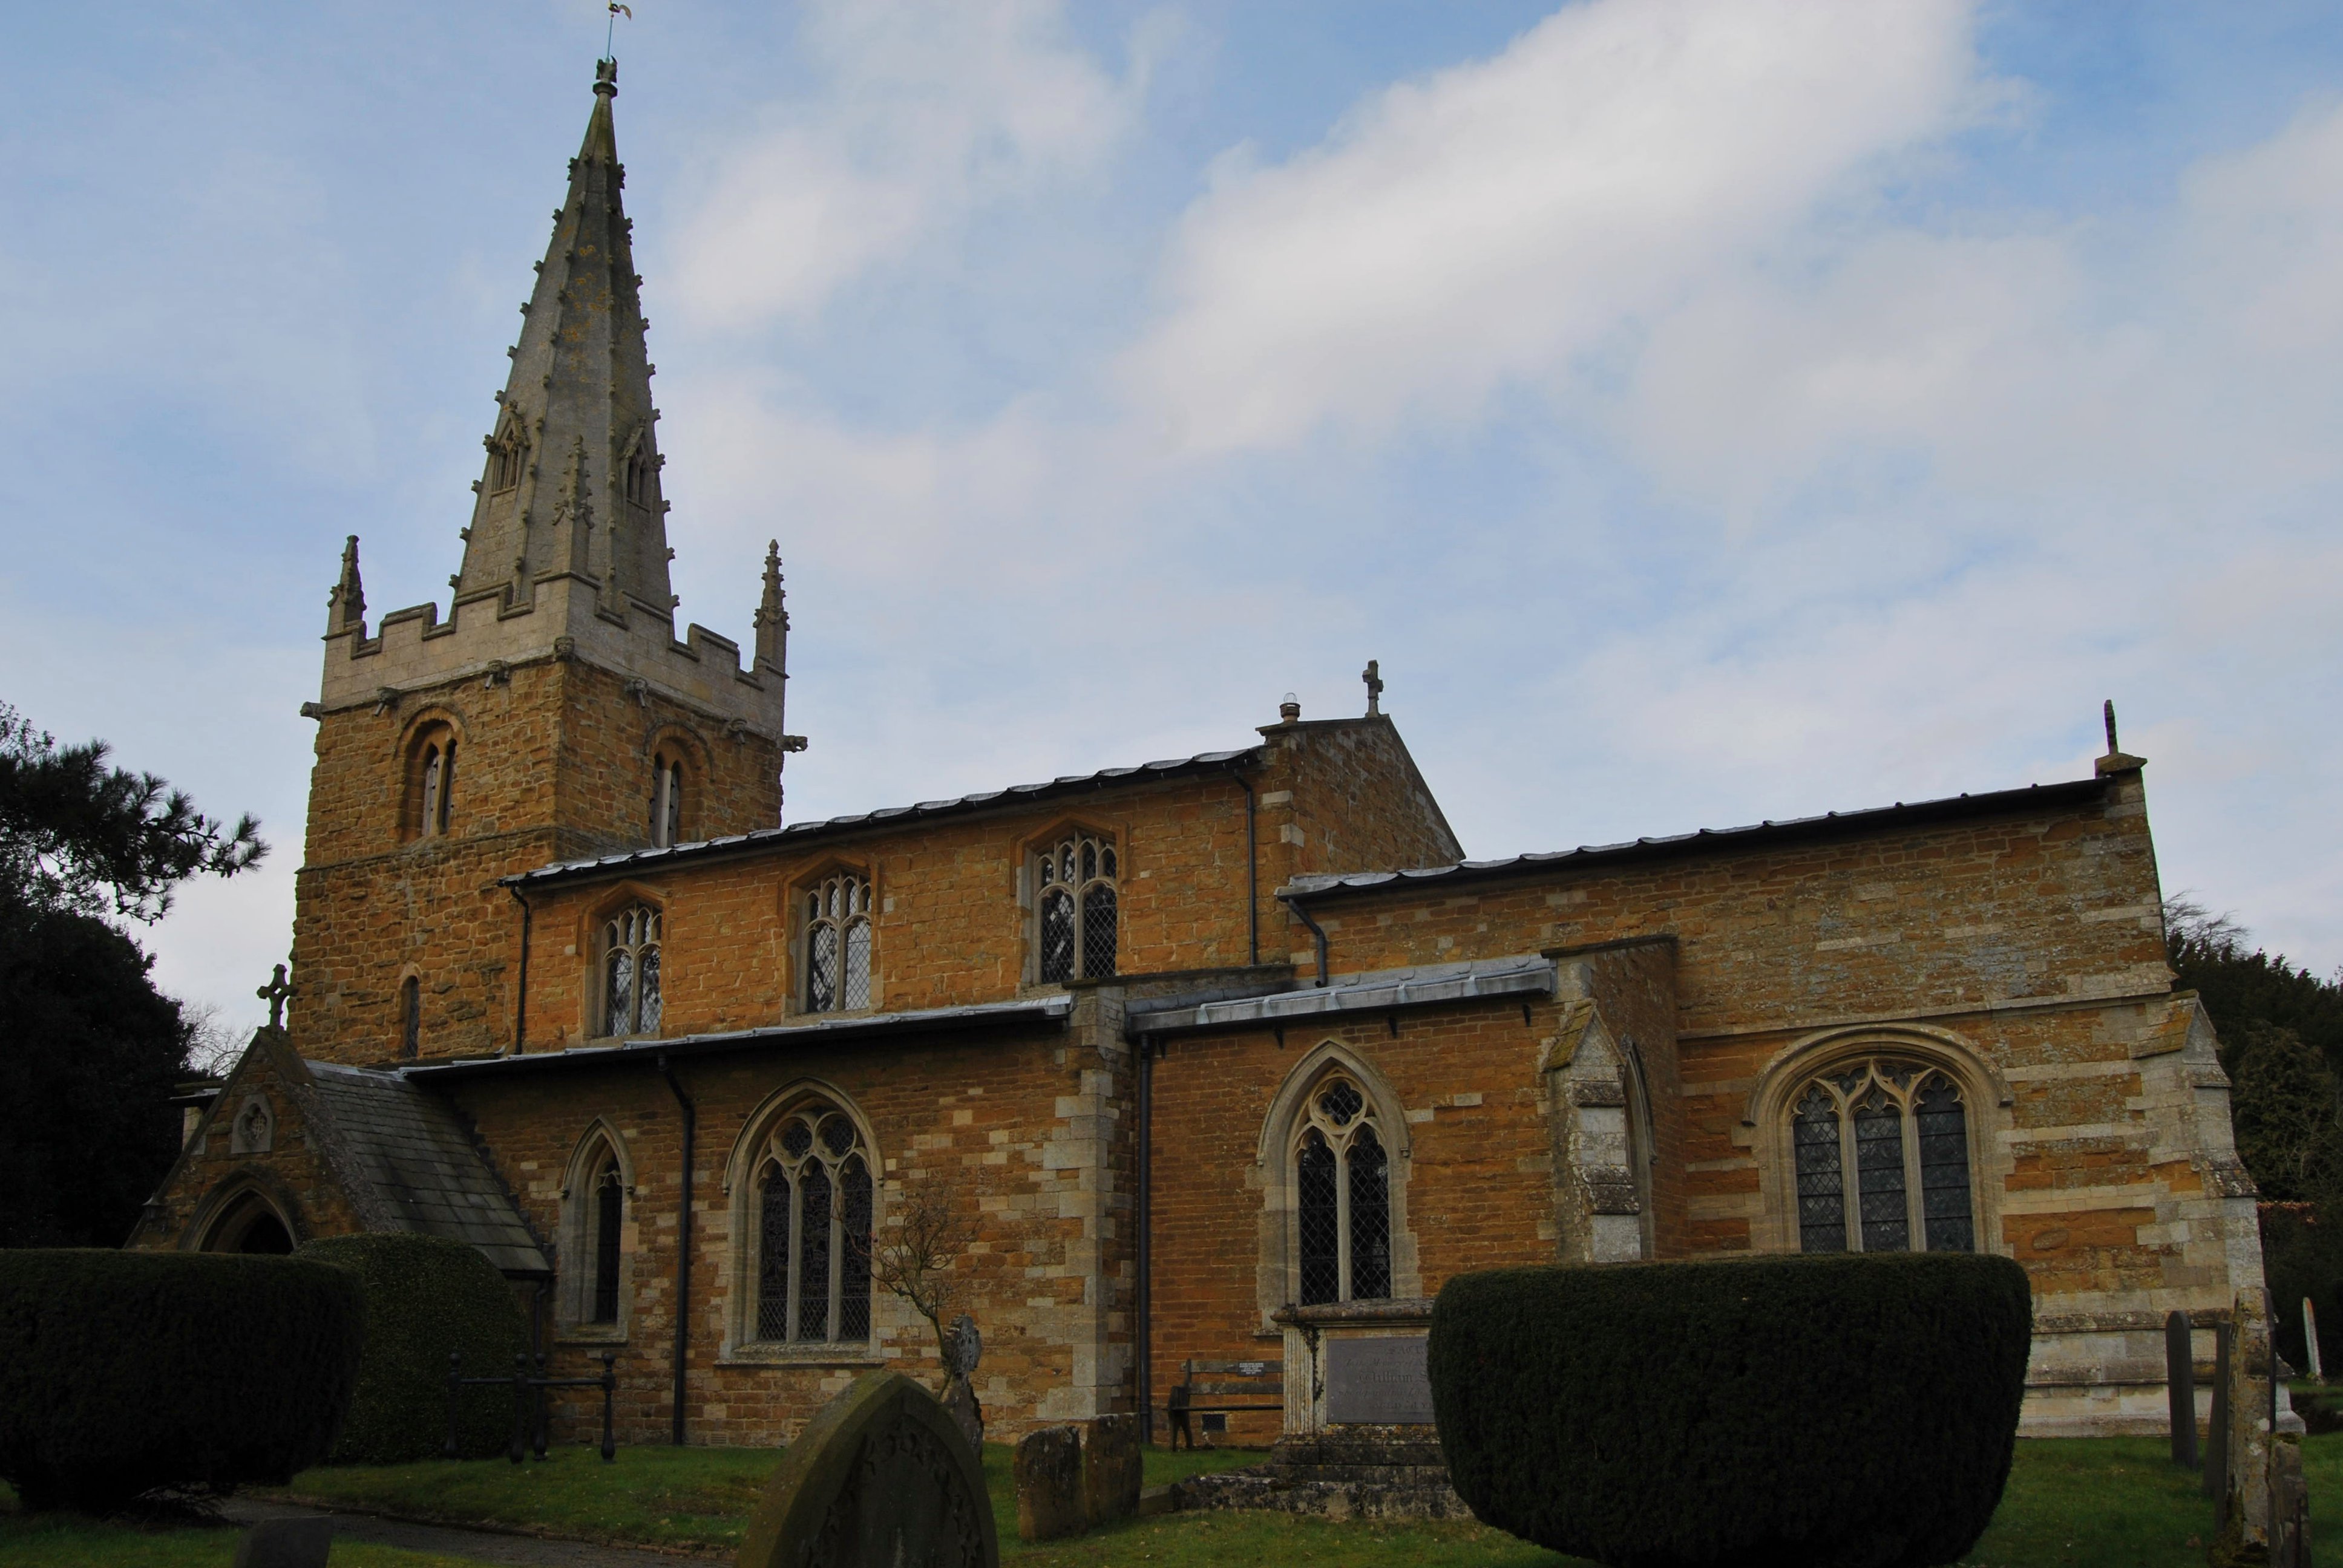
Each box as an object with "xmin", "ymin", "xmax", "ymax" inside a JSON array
[
  {"xmin": 601, "ymin": 904, "xmax": 661, "ymax": 1037},
  {"xmin": 1036, "ymin": 834, "xmax": 1116, "ymax": 983},
  {"xmin": 803, "ymin": 874, "xmax": 872, "ymax": 1013},
  {"xmin": 1294, "ymin": 1075, "xmax": 1391, "ymax": 1304},
  {"xmin": 488, "ymin": 422, "xmax": 528, "ymax": 492},
  {"xmin": 1791, "ymin": 1059, "xmax": 1974, "ymax": 1254},
  {"xmin": 750, "ymin": 1102, "xmax": 873, "ymax": 1345}
]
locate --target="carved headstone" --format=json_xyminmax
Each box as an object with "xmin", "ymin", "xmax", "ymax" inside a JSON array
[
  {"xmin": 942, "ymin": 1312, "xmax": 985, "ymax": 1450},
  {"xmin": 737, "ymin": 1371, "xmax": 998, "ymax": 1568},
  {"xmin": 1013, "ymin": 1425, "xmax": 1085, "ymax": 1543},
  {"xmin": 1081, "ymin": 1413, "xmax": 1142, "ymax": 1527},
  {"xmin": 1324, "ymin": 1335, "xmax": 1437, "ymax": 1425},
  {"xmin": 231, "ymin": 1517, "xmax": 333, "ymax": 1568}
]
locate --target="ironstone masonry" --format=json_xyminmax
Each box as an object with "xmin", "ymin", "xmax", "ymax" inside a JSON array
[{"xmin": 136, "ymin": 60, "xmax": 2267, "ymax": 1452}]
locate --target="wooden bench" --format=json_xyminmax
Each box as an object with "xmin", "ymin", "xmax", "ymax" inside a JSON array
[{"xmin": 1167, "ymin": 1357, "xmax": 1282, "ymax": 1449}]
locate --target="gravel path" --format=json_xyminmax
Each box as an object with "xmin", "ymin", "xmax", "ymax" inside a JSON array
[{"xmin": 221, "ymin": 1497, "xmax": 721, "ymax": 1567}]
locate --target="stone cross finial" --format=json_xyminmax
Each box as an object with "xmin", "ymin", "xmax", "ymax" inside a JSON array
[
  {"xmin": 1362, "ymin": 659, "xmax": 1384, "ymax": 717},
  {"xmin": 2103, "ymin": 699, "xmax": 2119, "ymax": 756},
  {"xmin": 257, "ymin": 963, "xmax": 292, "ymax": 1029}
]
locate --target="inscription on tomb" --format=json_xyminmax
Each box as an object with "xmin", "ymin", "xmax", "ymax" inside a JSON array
[{"xmin": 1324, "ymin": 1335, "xmax": 1435, "ymax": 1425}]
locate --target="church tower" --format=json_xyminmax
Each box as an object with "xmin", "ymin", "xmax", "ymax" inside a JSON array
[{"xmin": 290, "ymin": 60, "xmax": 799, "ymax": 1065}]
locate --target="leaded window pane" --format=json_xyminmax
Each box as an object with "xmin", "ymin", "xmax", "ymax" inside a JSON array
[
  {"xmin": 592, "ymin": 1167, "xmax": 623, "ymax": 1323},
  {"xmin": 606, "ymin": 949, "xmax": 633, "ymax": 1036},
  {"xmin": 1297, "ymin": 1131, "xmax": 1340, "ymax": 1306},
  {"xmin": 838, "ymin": 1157, "xmax": 873, "ymax": 1342},
  {"xmin": 638, "ymin": 947, "xmax": 661, "ymax": 1033},
  {"xmin": 1853, "ymin": 1097, "xmax": 1909, "ymax": 1252},
  {"xmin": 1040, "ymin": 889, "xmax": 1075, "ymax": 983},
  {"xmin": 781, "ymin": 1119, "xmax": 813, "ymax": 1158},
  {"xmin": 1080, "ymin": 884, "xmax": 1118, "ymax": 979},
  {"xmin": 843, "ymin": 920, "xmax": 872, "ymax": 1010},
  {"xmin": 796, "ymin": 1164, "xmax": 833, "ymax": 1342},
  {"xmin": 1318, "ymin": 1082, "xmax": 1363, "ymax": 1128},
  {"xmin": 1916, "ymin": 1077, "xmax": 1975, "ymax": 1253},
  {"xmin": 1794, "ymin": 1087, "xmax": 1846, "ymax": 1253},
  {"xmin": 757, "ymin": 1165, "xmax": 791, "ymax": 1341},
  {"xmin": 1347, "ymin": 1124, "xmax": 1392, "ymax": 1301},
  {"xmin": 808, "ymin": 923, "xmax": 840, "ymax": 1012}
]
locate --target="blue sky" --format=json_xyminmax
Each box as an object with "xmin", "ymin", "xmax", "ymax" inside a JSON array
[{"xmin": 5, "ymin": 1, "xmax": 2341, "ymax": 1035}]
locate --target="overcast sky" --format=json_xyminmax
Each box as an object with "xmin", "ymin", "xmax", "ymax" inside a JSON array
[{"xmin": 6, "ymin": 1, "xmax": 2340, "ymax": 1037}]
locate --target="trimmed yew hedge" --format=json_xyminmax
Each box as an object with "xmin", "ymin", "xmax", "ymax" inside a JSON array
[
  {"xmin": 0, "ymin": 1250, "xmax": 363, "ymax": 1511},
  {"xmin": 299, "ymin": 1232, "xmax": 529, "ymax": 1462},
  {"xmin": 1427, "ymin": 1252, "xmax": 2033, "ymax": 1568}
]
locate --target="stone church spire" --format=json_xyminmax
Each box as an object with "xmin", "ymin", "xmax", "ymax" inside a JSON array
[{"xmin": 453, "ymin": 58, "xmax": 673, "ymax": 621}]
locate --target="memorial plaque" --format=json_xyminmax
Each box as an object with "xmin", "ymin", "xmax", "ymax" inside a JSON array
[{"xmin": 1324, "ymin": 1334, "xmax": 1436, "ymax": 1425}]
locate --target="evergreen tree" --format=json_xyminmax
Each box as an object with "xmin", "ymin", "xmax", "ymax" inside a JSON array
[{"xmin": 0, "ymin": 702, "xmax": 266, "ymax": 1247}]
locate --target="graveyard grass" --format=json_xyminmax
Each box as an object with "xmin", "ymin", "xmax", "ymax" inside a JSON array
[{"xmin": 6, "ymin": 1433, "xmax": 2336, "ymax": 1564}]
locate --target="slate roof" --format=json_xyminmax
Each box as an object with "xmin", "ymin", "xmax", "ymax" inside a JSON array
[
  {"xmin": 1278, "ymin": 775, "xmax": 2111, "ymax": 900},
  {"xmin": 306, "ymin": 1060, "xmax": 550, "ymax": 1276},
  {"xmin": 404, "ymin": 994, "xmax": 1073, "ymax": 1082},
  {"xmin": 1126, "ymin": 954, "xmax": 1556, "ymax": 1037},
  {"xmin": 503, "ymin": 748, "xmax": 1263, "ymax": 890}
]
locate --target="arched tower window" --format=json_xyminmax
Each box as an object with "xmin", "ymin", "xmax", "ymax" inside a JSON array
[
  {"xmin": 1293, "ymin": 1075, "xmax": 1391, "ymax": 1305},
  {"xmin": 408, "ymin": 726, "xmax": 458, "ymax": 840},
  {"xmin": 650, "ymin": 754, "xmax": 684, "ymax": 848},
  {"xmin": 803, "ymin": 873, "xmax": 872, "ymax": 1014},
  {"xmin": 1789, "ymin": 1059, "xmax": 1974, "ymax": 1254},
  {"xmin": 623, "ymin": 448, "xmax": 652, "ymax": 506},
  {"xmin": 400, "ymin": 975, "xmax": 421, "ymax": 1060},
  {"xmin": 488, "ymin": 422, "xmax": 529, "ymax": 492},
  {"xmin": 750, "ymin": 1102, "xmax": 873, "ymax": 1345},
  {"xmin": 601, "ymin": 904, "xmax": 662, "ymax": 1037},
  {"xmin": 1036, "ymin": 833, "xmax": 1116, "ymax": 983}
]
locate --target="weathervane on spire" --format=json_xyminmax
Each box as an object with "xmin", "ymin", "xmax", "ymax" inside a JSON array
[{"xmin": 605, "ymin": 2, "xmax": 632, "ymax": 59}]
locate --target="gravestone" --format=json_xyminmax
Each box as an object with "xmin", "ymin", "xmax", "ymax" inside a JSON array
[
  {"xmin": 737, "ymin": 1371, "xmax": 998, "ymax": 1568},
  {"xmin": 231, "ymin": 1516, "xmax": 333, "ymax": 1568},
  {"xmin": 942, "ymin": 1312, "xmax": 985, "ymax": 1451},
  {"xmin": 1081, "ymin": 1413, "xmax": 1142, "ymax": 1527},
  {"xmin": 1325, "ymin": 1336, "xmax": 1436, "ymax": 1425},
  {"xmin": 1014, "ymin": 1425, "xmax": 1085, "ymax": 1543}
]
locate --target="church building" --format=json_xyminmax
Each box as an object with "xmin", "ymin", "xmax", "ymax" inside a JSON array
[{"xmin": 135, "ymin": 62, "xmax": 2266, "ymax": 1447}]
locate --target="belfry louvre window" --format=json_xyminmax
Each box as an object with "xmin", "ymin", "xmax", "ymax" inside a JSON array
[
  {"xmin": 1294, "ymin": 1076, "xmax": 1391, "ymax": 1305},
  {"xmin": 602, "ymin": 905, "xmax": 662, "ymax": 1037},
  {"xmin": 413, "ymin": 731, "xmax": 456, "ymax": 838},
  {"xmin": 1792, "ymin": 1059, "xmax": 1974, "ymax": 1254},
  {"xmin": 753, "ymin": 1104, "xmax": 873, "ymax": 1344},
  {"xmin": 650, "ymin": 756, "xmax": 683, "ymax": 848},
  {"xmin": 804, "ymin": 874, "xmax": 872, "ymax": 1013},
  {"xmin": 1036, "ymin": 834, "xmax": 1116, "ymax": 983}
]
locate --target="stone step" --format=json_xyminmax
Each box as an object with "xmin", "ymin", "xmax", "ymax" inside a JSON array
[
  {"xmin": 1268, "ymin": 1462, "xmax": 1455, "ymax": 1486},
  {"xmin": 1177, "ymin": 1466, "xmax": 1474, "ymax": 1522}
]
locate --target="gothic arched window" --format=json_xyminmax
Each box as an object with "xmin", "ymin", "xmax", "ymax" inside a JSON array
[
  {"xmin": 623, "ymin": 448, "xmax": 652, "ymax": 506},
  {"xmin": 410, "ymin": 727, "xmax": 457, "ymax": 840},
  {"xmin": 1294, "ymin": 1075, "xmax": 1391, "ymax": 1305},
  {"xmin": 751, "ymin": 1103, "xmax": 874, "ymax": 1344},
  {"xmin": 803, "ymin": 874, "xmax": 872, "ymax": 1013},
  {"xmin": 602, "ymin": 904, "xmax": 662, "ymax": 1037},
  {"xmin": 1036, "ymin": 834, "xmax": 1116, "ymax": 983},
  {"xmin": 1791, "ymin": 1059, "xmax": 1974, "ymax": 1254},
  {"xmin": 591, "ymin": 1160, "xmax": 624, "ymax": 1323},
  {"xmin": 650, "ymin": 754, "xmax": 684, "ymax": 848},
  {"xmin": 488, "ymin": 423, "xmax": 528, "ymax": 492}
]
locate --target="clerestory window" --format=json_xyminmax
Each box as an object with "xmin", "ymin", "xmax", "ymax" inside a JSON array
[
  {"xmin": 1294, "ymin": 1076, "xmax": 1391, "ymax": 1305},
  {"xmin": 1036, "ymin": 834, "xmax": 1117, "ymax": 983},
  {"xmin": 601, "ymin": 904, "xmax": 662, "ymax": 1037},
  {"xmin": 752, "ymin": 1103, "xmax": 873, "ymax": 1345},
  {"xmin": 803, "ymin": 874, "xmax": 872, "ymax": 1013},
  {"xmin": 1791, "ymin": 1059, "xmax": 1974, "ymax": 1254}
]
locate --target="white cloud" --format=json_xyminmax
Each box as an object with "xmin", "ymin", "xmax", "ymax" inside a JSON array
[
  {"xmin": 669, "ymin": 0, "xmax": 1155, "ymax": 324},
  {"xmin": 1121, "ymin": 0, "xmax": 1979, "ymax": 454}
]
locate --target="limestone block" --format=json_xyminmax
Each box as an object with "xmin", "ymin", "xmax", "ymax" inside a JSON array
[{"xmin": 1014, "ymin": 1425, "xmax": 1085, "ymax": 1542}]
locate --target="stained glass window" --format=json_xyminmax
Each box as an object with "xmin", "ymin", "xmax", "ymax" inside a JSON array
[
  {"xmin": 752, "ymin": 1103, "xmax": 874, "ymax": 1344},
  {"xmin": 601, "ymin": 904, "xmax": 661, "ymax": 1036},
  {"xmin": 1292, "ymin": 1072, "xmax": 1393, "ymax": 1305},
  {"xmin": 1790, "ymin": 1060, "xmax": 1974, "ymax": 1255},
  {"xmin": 804, "ymin": 874, "xmax": 873, "ymax": 1013},
  {"xmin": 1037, "ymin": 835, "xmax": 1117, "ymax": 982}
]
